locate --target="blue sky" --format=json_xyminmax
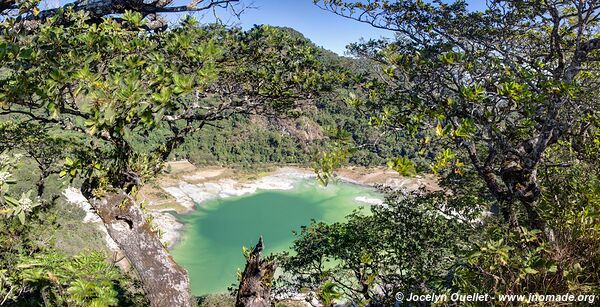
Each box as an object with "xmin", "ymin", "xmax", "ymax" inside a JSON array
[
  {"xmin": 175, "ymin": 0, "xmax": 395, "ymax": 55},
  {"xmin": 51, "ymin": 0, "xmax": 487, "ymax": 55},
  {"xmin": 48, "ymin": 0, "xmax": 389, "ymax": 54},
  {"xmin": 225, "ymin": 0, "xmax": 395, "ymax": 55},
  {"xmin": 179, "ymin": 0, "xmax": 488, "ymax": 55}
]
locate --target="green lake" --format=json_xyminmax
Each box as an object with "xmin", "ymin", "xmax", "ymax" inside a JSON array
[{"xmin": 170, "ymin": 179, "xmax": 380, "ymax": 295}]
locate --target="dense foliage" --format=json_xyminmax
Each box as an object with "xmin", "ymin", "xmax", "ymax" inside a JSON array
[
  {"xmin": 278, "ymin": 190, "xmax": 476, "ymax": 305},
  {"xmin": 1, "ymin": 0, "xmax": 599, "ymax": 306},
  {"xmin": 0, "ymin": 1, "xmax": 342, "ymax": 305},
  {"xmin": 277, "ymin": 0, "xmax": 600, "ymax": 305},
  {"xmin": 0, "ymin": 151, "xmax": 144, "ymax": 306}
]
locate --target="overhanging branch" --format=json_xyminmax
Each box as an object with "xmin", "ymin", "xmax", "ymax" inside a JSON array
[{"xmin": 10, "ymin": 0, "xmax": 240, "ymax": 27}]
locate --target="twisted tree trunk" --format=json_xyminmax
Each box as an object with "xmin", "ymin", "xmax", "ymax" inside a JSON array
[
  {"xmin": 82, "ymin": 187, "xmax": 192, "ymax": 307},
  {"xmin": 236, "ymin": 237, "xmax": 276, "ymax": 307}
]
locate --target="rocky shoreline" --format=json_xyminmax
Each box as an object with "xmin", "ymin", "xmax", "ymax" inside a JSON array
[
  {"xmin": 64, "ymin": 161, "xmax": 438, "ymax": 251},
  {"xmin": 160, "ymin": 167, "xmax": 313, "ymax": 215},
  {"xmin": 154, "ymin": 167, "xmax": 316, "ymax": 248}
]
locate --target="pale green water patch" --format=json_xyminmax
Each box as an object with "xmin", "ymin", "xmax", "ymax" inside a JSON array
[{"xmin": 171, "ymin": 179, "xmax": 380, "ymax": 296}]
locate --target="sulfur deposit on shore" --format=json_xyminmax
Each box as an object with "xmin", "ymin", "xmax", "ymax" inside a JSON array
[
  {"xmin": 141, "ymin": 162, "xmax": 437, "ymax": 247},
  {"xmin": 354, "ymin": 196, "xmax": 385, "ymax": 205},
  {"xmin": 159, "ymin": 166, "xmax": 314, "ymax": 212},
  {"xmin": 65, "ymin": 160, "xmax": 437, "ymax": 251}
]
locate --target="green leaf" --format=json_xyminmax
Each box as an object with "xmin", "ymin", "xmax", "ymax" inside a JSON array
[
  {"xmin": 151, "ymin": 87, "xmax": 172, "ymax": 104},
  {"xmin": 4, "ymin": 195, "xmax": 19, "ymax": 206},
  {"xmin": 388, "ymin": 156, "xmax": 417, "ymax": 176},
  {"xmin": 435, "ymin": 123, "xmax": 444, "ymax": 136},
  {"xmin": 524, "ymin": 267, "xmax": 538, "ymax": 274},
  {"xmin": 173, "ymin": 74, "xmax": 194, "ymax": 94},
  {"xmin": 18, "ymin": 211, "xmax": 25, "ymax": 224},
  {"xmin": 19, "ymin": 48, "xmax": 33, "ymax": 59}
]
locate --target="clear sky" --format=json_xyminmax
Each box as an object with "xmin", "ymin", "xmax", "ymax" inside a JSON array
[
  {"xmin": 176, "ymin": 0, "xmax": 396, "ymax": 55},
  {"xmin": 177, "ymin": 0, "xmax": 488, "ymax": 55},
  {"xmin": 51, "ymin": 0, "xmax": 487, "ymax": 55},
  {"xmin": 232, "ymin": 0, "xmax": 397, "ymax": 55},
  {"xmin": 48, "ymin": 0, "xmax": 393, "ymax": 55}
]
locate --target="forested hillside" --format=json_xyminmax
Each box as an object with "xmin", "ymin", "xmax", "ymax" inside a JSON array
[{"xmin": 169, "ymin": 29, "xmax": 419, "ymax": 168}]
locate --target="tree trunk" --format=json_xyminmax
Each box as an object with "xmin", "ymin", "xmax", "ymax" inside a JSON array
[
  {"xmin": 500, "ymin": 154, "xmax": 546, "ymax": 230},
  {"xmin": 82, "ymin": 189, "xmax": 192, "ymax": 307},
  {"xmin": 236, "ymin": 237, "xmax": 276, "ymax": 307}
]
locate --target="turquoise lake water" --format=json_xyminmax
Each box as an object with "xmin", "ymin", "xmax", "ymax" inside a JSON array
[{"xmin": 170, "ymin": 179, "xmax": 380, "ymax": 295}]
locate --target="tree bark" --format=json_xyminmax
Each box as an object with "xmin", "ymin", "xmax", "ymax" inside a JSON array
[
  {"xmin": 82, "ymin": 188, "xmax": 192, "ymax": 307},
  {"xmin": 236, "ymin": 237, "xmax": 276, "ymax": 307}
]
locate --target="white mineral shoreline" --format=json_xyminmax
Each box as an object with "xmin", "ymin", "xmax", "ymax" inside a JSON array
[
  {"xmin": 64, "ymin": 162, "xmax": 437, "ymax": 252},
  {"xmin": 161, "ymin": 167, "xmax": 315, "ymax": 215},
  {"xmin": 156, "ymin": 167, "xmax": 329, "ymax": 249}
]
